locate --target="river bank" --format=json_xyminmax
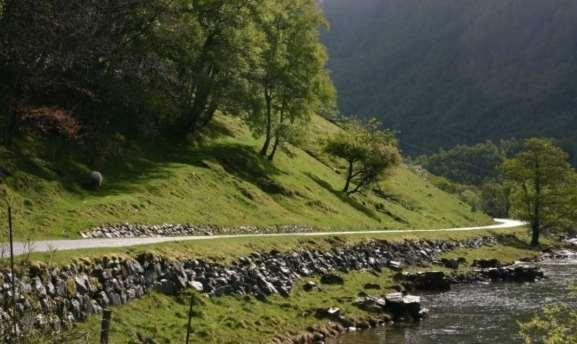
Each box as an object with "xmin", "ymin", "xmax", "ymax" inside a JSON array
[
  {"xmin": 331, "ymin": 257, "xmax": 577, "ymax": 344},
  {"xmin": 2, "ymin": 236, "xmax": 501, "ymax": 341},
  {"xmin": 9, "ymin": 230, "xmax": 555, "ymax": 343}
]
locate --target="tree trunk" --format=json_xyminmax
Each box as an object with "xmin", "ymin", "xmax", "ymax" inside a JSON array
[
  {"xmin": 531, "ymin": 195, "xmax": 541, "ymax": 247},
  {"xmin": 197, "ymin": 100, "xmax": 217, "ymax": 131},
  {"xmin": 268, "ymin": 135, "xmax": 280, "ymax": 161},
  {"xmin": 259, "ymin": 90, "xmax": 273, "ymax": 156},
  {"xmin": 343, "ymin": 160, "xmax": 354, "ymax": 192},
  {"xmin": 347, "ymin": 182, "xmax": 363, "ymax": 196},
  {"xmin": 186, "ymin": 90, "xmax": 210, "ymax": 134},
  {"xmin": 3, "ymin": 109, "xmax": 18, "ymax": 146},
  {"xmin": 268, "ymin": 107, "xmax": 285, "ymax": 161},
  {"xmin": 531, "ymin": 160, "xmax": 542, "ymax": 247},
  {"xmin": 531, "ymin": 221, "xmax": 540, "ymax": 247},
  {"xmin": 186, "ymin": 62, "xmax": 216, "ymax": 134}
]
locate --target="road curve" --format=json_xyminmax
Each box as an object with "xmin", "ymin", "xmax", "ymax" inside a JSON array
[{"xmin": 3, "ymin": 219, "xmax": 525, "ymax": 257}]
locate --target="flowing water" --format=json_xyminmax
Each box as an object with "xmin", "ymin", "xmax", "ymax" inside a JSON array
[{"xmin": 330, "ymin": 260, "xmax": 577, "ymax": 344}]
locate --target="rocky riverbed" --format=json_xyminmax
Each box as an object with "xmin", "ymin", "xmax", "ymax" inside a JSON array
[
  {"xmin": 331, "ymin": 254, "xmax": 577, "ymax": 344},
  {"xmin": 289, "ymin": 263, "xmax": 545, "ymax": 343}
]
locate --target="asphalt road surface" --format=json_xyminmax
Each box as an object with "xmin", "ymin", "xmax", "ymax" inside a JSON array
[{"xmin": 1, "ymin": 219, "xmax": 524, "ymax": 257}]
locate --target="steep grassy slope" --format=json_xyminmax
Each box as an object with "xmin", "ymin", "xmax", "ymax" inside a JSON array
[{"xmin": 0, "ymin": 114, "xmax": 489, "ymax": 240}]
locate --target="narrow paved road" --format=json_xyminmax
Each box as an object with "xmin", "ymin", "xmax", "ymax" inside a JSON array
[{"xmin": 2, "ymin": 219, "xmax": 524, "ymax": 257}]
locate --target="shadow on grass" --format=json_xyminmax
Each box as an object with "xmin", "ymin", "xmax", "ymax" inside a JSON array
[
  {"xmin": 89, "ymin": 139, "xmax": 292, "ymax": 199},
  {"xmin": 0, "ymin": 120, "xmax": 300, "ymax": 239},
  {"xmin": 488, "ymin": 231, "xmax": 539, "ymax": 250},
  {"xmin": 0, "ymin": 146, "xmax": 89, "ymax": 194},
  {"xmin": 305, "ymin": 172, "xmax": 380, "ymax": 221},
  {"xmin": 502, "ymin": 234, "xmax": 539, "ymax": 249},
  {"xmin": 1, "ymin": 121, "xmax": 288, "ymax": 201},
  {"xmin": 99, "ymin": 143, "xmax": 277, "ymax": 196},
  {"xmin": 191, "ymin": 144, "xmax": 293, "ymax": 195}
]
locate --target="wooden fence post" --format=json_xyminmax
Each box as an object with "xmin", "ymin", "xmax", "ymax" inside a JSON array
[
  {"xmin": 185, "ymin": 294, "xmax": 194, "ymax": 344},
  {"xmin": 100, "ymin": 309, "xmax": 112, "ymax": 344},
  {"xmin": 8, "ymin": 206, "xmax": 18, "ymax": 342}
]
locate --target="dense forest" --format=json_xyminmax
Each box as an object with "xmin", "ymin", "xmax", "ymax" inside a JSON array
[
  {"xmin": 321, "ymin": 0, "xmax": 577, "ymax": 158},
  {"xmin": 416, "ymin": 140, "xmax": 520, "ymax": 185},
  {"xmin": 0, "ymin": 0, "xmax": 335, "ymax": 164}
]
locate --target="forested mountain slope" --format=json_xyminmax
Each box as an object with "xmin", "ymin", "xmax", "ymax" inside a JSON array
[{"xmin": 321, "ymin": 0, "xmax": 577, "ymax": 156}]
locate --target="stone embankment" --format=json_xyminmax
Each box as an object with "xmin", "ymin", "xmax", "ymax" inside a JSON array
[
  {"xmin": 279, "ymin": 260, "xmax": 545, "ymax": 344},
  {"xmin": 81, "ymin": 223, "xmax": 315, "ymax": 238},
  {"xmin": 397, "ymin": 263, "xmax": 544, "ymax": 292},
  {"xmin": 283, "ymin": 291, "xmax": 429, "ymax": 344},
  {"xmin": 0, "ymin": 237, "xmax": 500, "ymax": 340}
]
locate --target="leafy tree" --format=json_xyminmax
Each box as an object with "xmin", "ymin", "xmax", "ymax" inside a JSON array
[
  {"xmin": 502, "ymin": 138, "xmax": 577, "ymax": 246},
  {"xmin": 0, "ymin": 0, "xmax": 338, "ymax": 164},
  {"xmin": 266, "ymin": 118, "xmax": 307, "ymax": 161},
  {"xmin": 0, "ymin": 0, "xmax": 164, "ymax": 144},
  {"xmin": 520, "ymin": 304, "xmax": 577, "ymax": 344},
  {"xmin": 480, "ymin": 179, "xmax": 512, "ymax": 218},
  {"xmin": 247, "ymin": 0, "xmax": 335, "ymax": 160},
  {"xmin": 0, "ymin": 0, "xmax": 267, "ymax": 146},
  {"xmin": 325, "ymin": 119, "xmax": 400, "ymax": 195},
  {"xmin": 417, "ymin": 140, "xmax": 520, "ymax": 186},
  {"xmin": 427, "ymin": 174, "xmax": 485, "ymax": 214},
  {"xmin": 266, "ymin": 71, "xmax": 335, "ymax": 162},
  {"xmin": 151, "ymin": 0, "xmax": 261, "ymax": 134}
]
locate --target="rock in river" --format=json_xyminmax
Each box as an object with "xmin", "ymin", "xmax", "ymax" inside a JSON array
[
  {"xmin": 396, "ymin": 271, "xmax": 452, "ymax": 292},
  {"xmin": 384, "ymin": 292, "xmax": 428, "ymax": 321}
]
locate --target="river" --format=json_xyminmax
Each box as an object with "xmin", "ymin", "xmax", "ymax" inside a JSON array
[{"xmin": 330, "ymin": 260, "xmax": 577, "ymax": 344}]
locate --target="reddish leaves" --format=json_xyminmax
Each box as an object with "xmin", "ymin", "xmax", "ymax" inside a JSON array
[{"xmin": 16, "ymin": 106, "xmax": 80, "ymax": 140}]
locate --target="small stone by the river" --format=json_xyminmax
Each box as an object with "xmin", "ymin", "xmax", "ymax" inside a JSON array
[
  {"xmin": 189, "ymin": 281, "xmax": 203, "ymax": 292},
  {"xmin": 320, "ymin": 274, "xmax": 344, "ymax": 285},
  {"xmin": 303, "ymin": 281, "xmax": 318, "ymax": 292},
  {"xmin": 315, "ymin": 307, "xmax": 341, "ymax": 319}
]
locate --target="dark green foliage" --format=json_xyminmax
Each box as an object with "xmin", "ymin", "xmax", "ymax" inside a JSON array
[
  {"xmin": 425, "ymin": 175, "xmax": 483, "ymax": 214},
  {"xmin": 0, "ymin": 0, "xmax": 335, "ymax": 165},
  {"xmin": 325, "ymin": 118, "xmax": 400, "ymax": 195},
  {"xmin": 151, "ymin": 0, "xmax": 262, "ymax": 134},
  {"xmin": 415, "ymin": 140, "xmax": 521, "ymax": 217},
  {"xmin": 502, "ymin": 138, "xmax": 577, "ymax": 246},
  {"xmin": 321, "ymin": 0, "xmax": 577, "ymax": 157},
  {"xmin": 0, "ymin": 0, "xmax": 170, "ymax": 150},
  {"xmin": 417, "ymin": 140, "xmax": 520, "ymax": 185},
  {"xmin": 479, "ymin": 180, "xmax": 512, "ymax": 218}
]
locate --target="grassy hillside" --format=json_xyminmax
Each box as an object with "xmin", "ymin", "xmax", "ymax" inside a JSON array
[{"xmin": 0, "ymin": 114, "xmax": 490, "ymax": 240}]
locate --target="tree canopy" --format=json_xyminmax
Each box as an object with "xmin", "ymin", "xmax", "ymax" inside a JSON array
[
  {"xmin": 502, "ymin": 138, "xmax": 577, "ymax": 246},
  {"xmin": 417, "ymin": 140, "xmax": 520, "ymax": 186},
  {"xmin": 325, "ymin": 119, "xmax": 400, "ymax": 195},
  {"xmin": 246, "ymin": 0, "xmax": 336, "ymax": 161},
  {"xmin": 0, "ymin": 0, "xmax": 335, "ymax": 164}
]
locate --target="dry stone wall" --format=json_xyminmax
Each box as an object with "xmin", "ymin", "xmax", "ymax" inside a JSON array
[{"xmin": 81, "ymin": 224, "xmax": 316, "ymax": 238}]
